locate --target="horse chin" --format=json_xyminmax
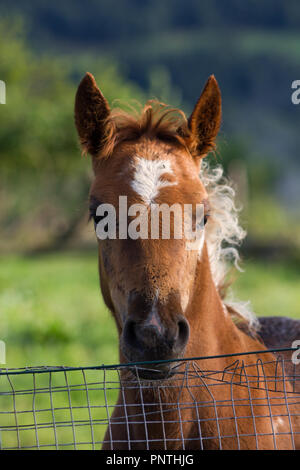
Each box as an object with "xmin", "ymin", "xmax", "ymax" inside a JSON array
[{"xmin": 130, "ymin": 365, "xmax": 176, "ymax": 382}]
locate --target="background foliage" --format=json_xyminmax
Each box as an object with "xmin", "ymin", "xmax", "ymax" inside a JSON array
[{"xmin": 0, "ymin": 2, "xmax": 299, "ymax": 371}]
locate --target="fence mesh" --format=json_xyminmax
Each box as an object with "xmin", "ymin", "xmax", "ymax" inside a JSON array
[{"xmin": 0, "ymin": 348, "xmax": 299, "ymax": 450}]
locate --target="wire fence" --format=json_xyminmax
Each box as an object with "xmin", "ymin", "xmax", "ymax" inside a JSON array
[{"xmin": 0, "ymin": 348, "xmax": 299, "ymax": 450}]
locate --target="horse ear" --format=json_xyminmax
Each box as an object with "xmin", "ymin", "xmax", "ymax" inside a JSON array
[
  {"xmin": 188, "ymin": 75, "xmax": 221, "ymax": 157},
  {"xmin": 74, "ymin": 72, "xmax": 110, "ymax": 156}
]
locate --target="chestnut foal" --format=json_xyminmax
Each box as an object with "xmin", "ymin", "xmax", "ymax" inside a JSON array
[{"xmin": 75, "ymin": 73, "xmax": 300, "ymax": 449}]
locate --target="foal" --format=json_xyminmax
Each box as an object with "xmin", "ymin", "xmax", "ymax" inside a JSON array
[{"xmin": 75, "ymin": 73, "xmax": 300, "ymax": 449}]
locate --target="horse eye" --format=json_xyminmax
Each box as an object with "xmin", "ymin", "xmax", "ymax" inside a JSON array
[
  {"xmin": 195, "ymin": 214, "xmax": 209, "ymax": 230},
  {"xmin": 90, "ymin": 211, "xmax": 109, "ymax": 232},
  {"xmin": 89, "ymin": 199, "xmax": 109, "ymax": 231},
  {"xmin": 93, "ymin": 213, "xmax": 105, "ymax": 226}
]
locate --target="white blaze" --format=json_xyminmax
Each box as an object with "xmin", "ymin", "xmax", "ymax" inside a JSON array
[
  {"xmin": 130, "ymin": 155, "xmax": 205, "ymax": 257},
  {"xmin": 131, "ymin": 157, "xmax": 177, "ymax": 205}
]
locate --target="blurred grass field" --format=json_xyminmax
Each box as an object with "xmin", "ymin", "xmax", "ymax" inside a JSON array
[
  {"xmin": 0, "ymin": 252, "xmax": 299, "ymax": 370},
  {"xmin": 0, "ymin": 253, "xmax": 117, "ymax": 369},
  {"xmin": 0, "ymin": 252, "xmax": 119, "ymax": 449},
  {"xmin": 0, "ymin": 252, "xmax": 299, "ymax": 449}
]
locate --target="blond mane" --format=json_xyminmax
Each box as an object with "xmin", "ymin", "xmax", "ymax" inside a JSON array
[
  {"xmin": 99, "ymin": 101, "xmax": 257, "ymax": 329},
  {"xmin": 201, "ymin": 160, "xmax": 258, "ymax": 330}
]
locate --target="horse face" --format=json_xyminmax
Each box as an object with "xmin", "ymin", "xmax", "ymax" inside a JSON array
[
  {"xmin": 75, "ymin": 73, "xmax": 221, "ymax": 379},
  {"xmin": 89, "ymin": 139, "xmax": 209, "ymax": 378}
]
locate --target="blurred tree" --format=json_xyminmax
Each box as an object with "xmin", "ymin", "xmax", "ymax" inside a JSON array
[
  {"xmin": 0, "ymin": 19, "xmax": 145, "ymax": 252},
  {"xmin": 148, "ymin": 65, "xmax": 182, "ymax": 107},
  {"xmin": 0, "ymin": 11, "xmax": 298, "ymax": 254}
]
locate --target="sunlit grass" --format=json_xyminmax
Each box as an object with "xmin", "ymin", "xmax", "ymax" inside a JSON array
[
  {"xmin": 0, "ymin": 253, "xmax": 118, "ymax": 369},
  {"xmin": 0, "ymin": 252, "xmax": 299, "ymax": 448},
  {"xmin": 233, "ymin": 259, "xmax": 300, "ymax": 319},
  {"xmin": 0, "ymin": 252, "xmax": 299, "ymax": 369}
]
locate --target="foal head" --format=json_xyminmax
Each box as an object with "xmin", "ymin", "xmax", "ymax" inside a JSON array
[{"xmin": 75, "ymin": 73, "xmax": 222, "ymax": 379}]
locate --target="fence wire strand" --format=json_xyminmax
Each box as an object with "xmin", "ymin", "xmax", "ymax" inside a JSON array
[{"xmin": 0, "ymin": 349, "xmax": 300, "ymax": 450}]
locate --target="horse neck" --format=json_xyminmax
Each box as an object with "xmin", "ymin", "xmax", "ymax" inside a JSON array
[
  {"xmin": 185, "ymin": 243, "xmax": 266, "ymax": 362},
  {"xmin": 184, "ymin": 243, "xmax": 238, "ymax": 358}
]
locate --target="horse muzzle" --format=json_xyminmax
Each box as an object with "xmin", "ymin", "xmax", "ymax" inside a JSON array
[{"xmin": 121, "ymin": 312, "xmax": 190, "ymax": 379}]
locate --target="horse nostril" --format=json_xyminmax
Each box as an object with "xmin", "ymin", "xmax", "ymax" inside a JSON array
[
  {"xmin": 176, "ymin": 317, "xmax": 190, "ymax": 350},
  {"xmin": 123, "ymin": 319, "xmax": 138, "ymax": 350},
  {"xmin": 123, "ymin": 319, "xmax": 159, "ymax": 351},
  {"xmin": 122, "ymin": 315, "xmax": 189, "ymax": 361}
]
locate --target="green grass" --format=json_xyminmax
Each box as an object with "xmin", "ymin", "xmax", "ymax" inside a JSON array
[
  {"xmin": 233, "ymin": 260, "xmax": 300, "ymax": 320},
  {"xmin": 0, "ymin": 252, "xmax": 299, "ymax": 449},
  {"xmin": 0, "ymin": 252, "xmax": 299, "ymax": 369},
  {"xmin": 0, "ymin": 252, "xmax": 118, "ymax": 369},
  {"xmin": 0, "ymin": 252, "xmax": 120, "ymax": 449}
]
